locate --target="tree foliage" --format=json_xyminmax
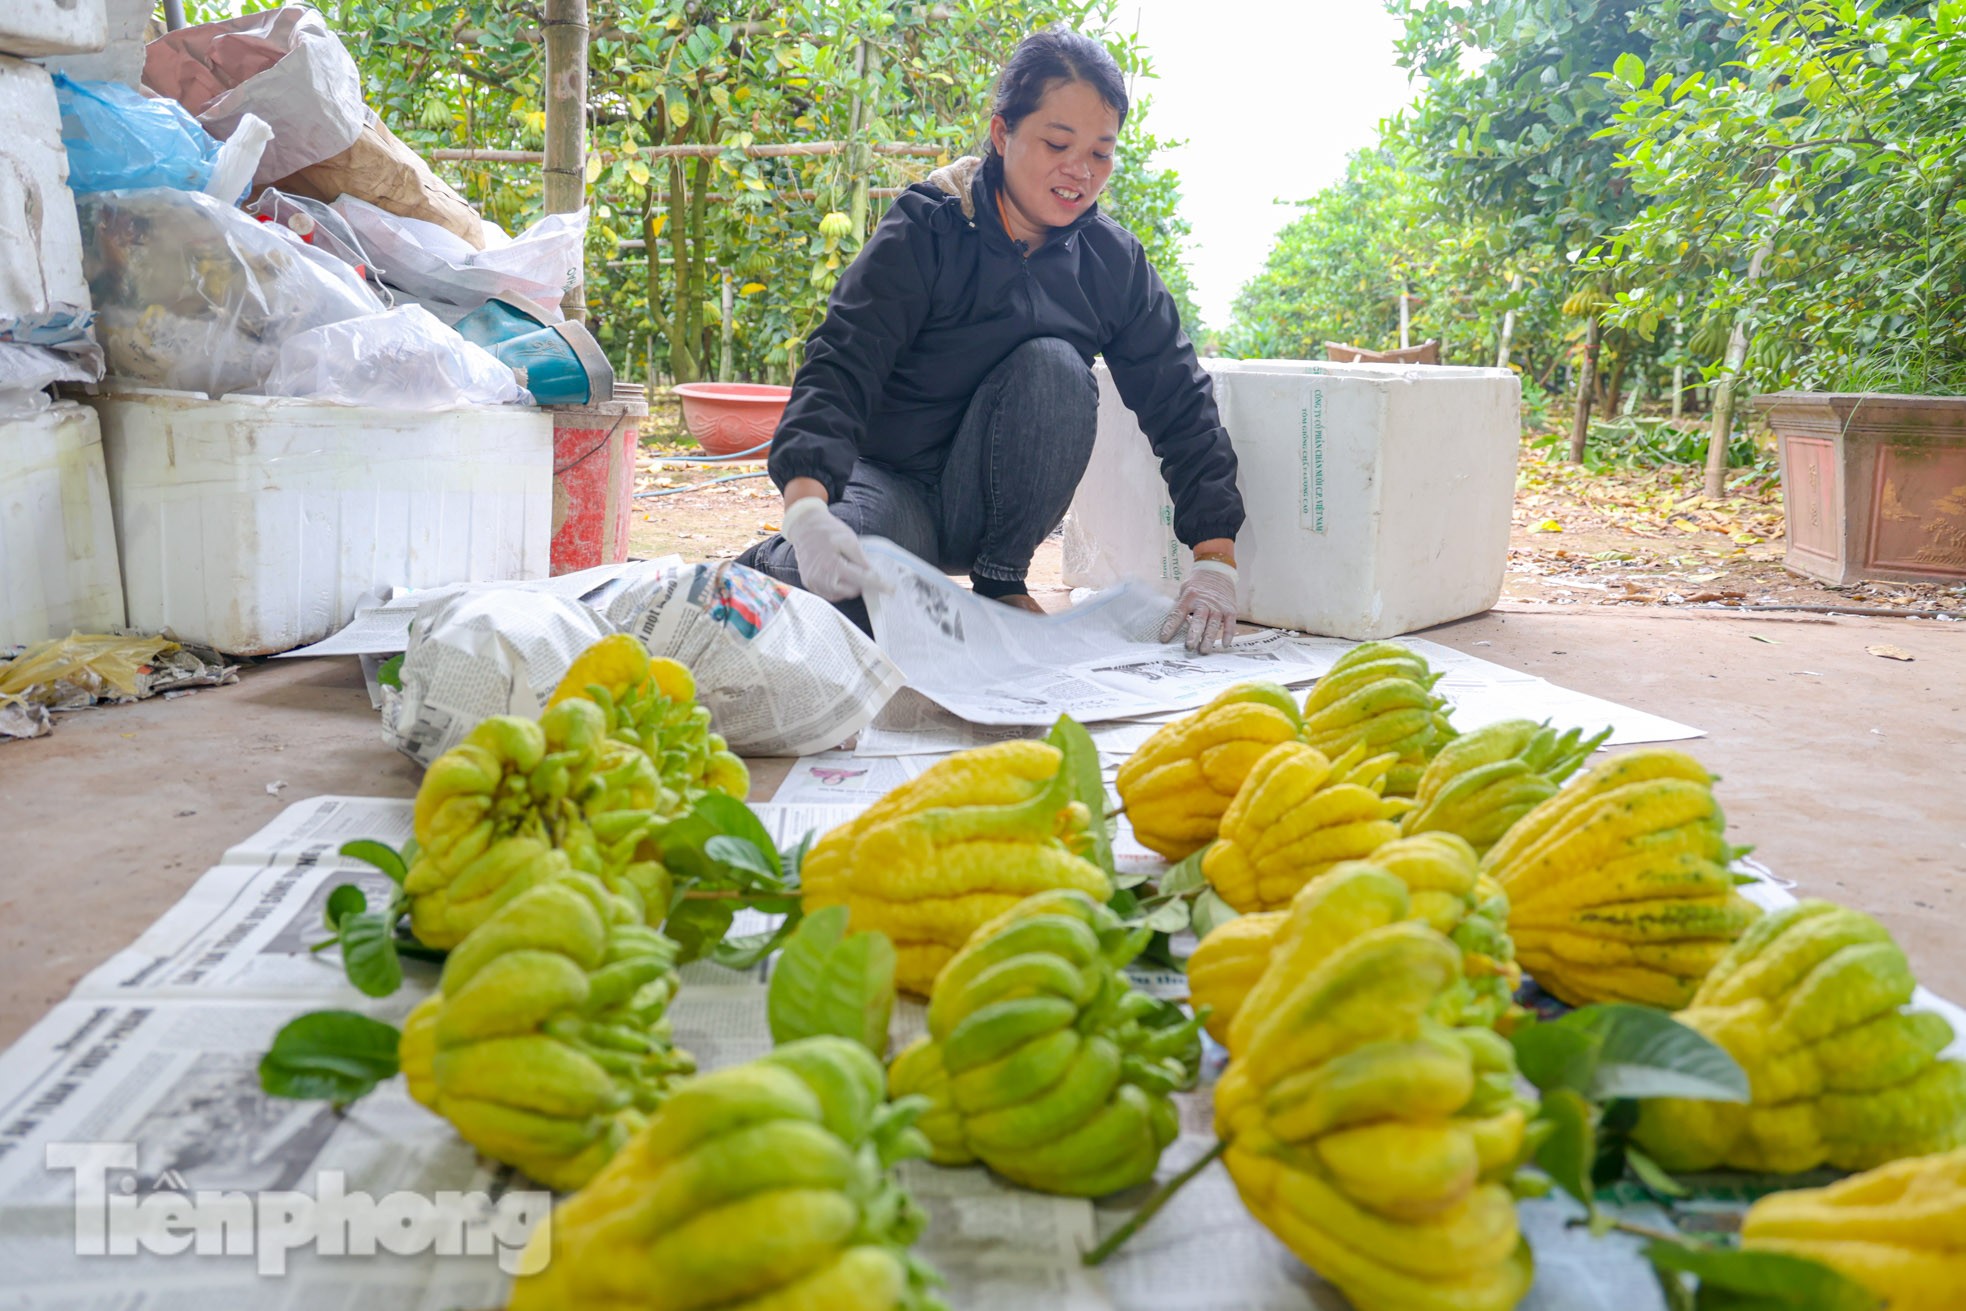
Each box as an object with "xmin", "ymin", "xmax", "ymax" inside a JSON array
[
  {"xmin": 1591, "ymin": 0, "xmax": 1966, "ymax": 395},
  {"xmin": 194, "ymin": 0, "xmax": 1200, "ymax": 384}
]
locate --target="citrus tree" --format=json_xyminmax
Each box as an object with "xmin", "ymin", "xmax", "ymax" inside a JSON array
[{"xmin": 297, "ymin": 0, "xmax": 1199, "ymax": 383}]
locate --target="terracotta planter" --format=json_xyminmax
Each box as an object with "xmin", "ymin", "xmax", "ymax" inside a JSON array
[
  {"xmin": 1755, "ymin": 391, "xmax": 1966, "ymax": 585},
  {"xmin": 672, "ymin": 382, "xmax": 791, "ymax": 457}
]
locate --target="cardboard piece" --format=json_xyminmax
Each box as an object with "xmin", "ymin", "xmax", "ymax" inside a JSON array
[{"xmin": 276, "ymin": 117, "xmax": 487, "ymax": 251}]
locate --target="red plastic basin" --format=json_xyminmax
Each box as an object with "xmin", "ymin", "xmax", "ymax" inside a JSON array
[{"xmin": 673, "ymin": 381, "xmax": 792, "ymax": 457}]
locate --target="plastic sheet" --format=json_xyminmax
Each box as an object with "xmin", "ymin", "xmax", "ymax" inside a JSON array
[
  {"xmin": 259, "ymin": 305, "xmax": 526, "ymax": 408},
  {"xmin": 52, "ymin": 73, "xmax": 219, "ymax": 194},
  {"xmin": 80, "ymin": 187, "xmax": 384, "ymax": 397},
  {"xmin": 141, "ymin": 6, "xmax": 367, "ymax": 187},
  {"xmin": 333, "ymin": 198, "xmax": 585, "ymax": 321}
]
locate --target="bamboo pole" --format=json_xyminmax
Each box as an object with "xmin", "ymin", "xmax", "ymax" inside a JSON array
[
  {"xmin": 542, "ymin": 0, "xmax": 589, "ymax": 320},
  {"xmin": 719, "ymin": 269, "xmax": 735, "ymax": 382},
  {"xmin": 430, "ymin": 143, "xmax": 947, "ymax": 163}
]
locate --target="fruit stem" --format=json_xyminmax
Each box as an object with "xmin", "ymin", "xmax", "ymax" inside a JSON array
[
  {"xmin": 1582, "ymin": 1217, "xmax": 1683, "ymax": 1245},
  {"xmin": 1080, "ymin": 1139, "xmax": 1227, "ymax": 1266},
  {"xmin": 679, "ymin": 889, "xmax": 787, "ymax": 901}
]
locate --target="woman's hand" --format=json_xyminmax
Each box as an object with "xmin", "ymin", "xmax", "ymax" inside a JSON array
[
  {"xmin": 781, "ymin": 487, "xmax": 888, "ymax": 602},
  {"xmin": 1158, "ymin": 543, "xmax": 1239, "ymax": 653}
]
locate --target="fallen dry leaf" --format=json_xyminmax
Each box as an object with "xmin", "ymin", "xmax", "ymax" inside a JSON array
[{"xmin": 1866, "ymin": 644, "xmax": 1915, "ymax": 662}]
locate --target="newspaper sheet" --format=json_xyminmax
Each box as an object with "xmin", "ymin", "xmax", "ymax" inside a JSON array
[
  {"xmin": 864, "ymin": 539, "xmax": 1349, "ymax": 725},
  {"xmin": 5, "ymin": 794, "xmax": 1961, "ymax": 1311}
]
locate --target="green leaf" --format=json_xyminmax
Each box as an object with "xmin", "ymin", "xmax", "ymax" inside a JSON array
[
  {"xmin": 1625, "ymin": 1144, "xmax": 1689, "ymax": 1198},
  {"xmin": 664, "ymin": 897, "xmax": 737, "ymax": 965},
  {"xmin": 324, "ymin": 884, "xmax": 367, "ymax": 933},
  {"xmin": 1144, "ymin": 898, "xmax": 1194, "ymax": 934},
  {"xmin": 710, "ymin": 900, "xmax": 805, "ymax": 971},
  {"xmin": 259, "ymin": 1010, "xmax": 401, "ymax": 1104},
  {"xmin": 338, "ymin": 912, "xmax": 404, "ymax": 998},
  {"xmin": 1512, "ymin": 1003, "xmax": 1749, "ymax": 1103},
  {"xmin": 1046, "ymin": 715, "xmax": 1114, "ymax": 880},
  {"xmin": 1191, "ymin": 889, "xmax": 1240, "ymax": 940},
  {"xmin": 662, "ymin": 794, "xmax": 782, "ymax": 886},
  {"xmin": 1158, "ymin": 846, "xmax": 1208, "ymax": 898},
  {"xmin": 339, "ymin": 840, "xmax": 407, "ymax": 886},
  {"xmin": 767, "ymin": 905, "xmax": 896, "ymax": 1055},
  {"xmin": 1614, "ymin": 52, "xmax": 1647, "ymax": 87},
  {"xmin": 1531, "ymin": 1087, "xmax": 1597, "ymax": 1216},
  {"xmin": 704, "ymin": 835, "xmax": 777, "ymax": 882},
  {"xmin": 1643, "ymin": 1243, "xmax": 1880, "ymax": 1311},
  {"xmin": 375, "ymin": 654, "xmax": 404, "ymax": 690}
]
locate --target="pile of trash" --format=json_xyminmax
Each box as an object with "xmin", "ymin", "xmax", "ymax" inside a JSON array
[{"xmin": 1, "ymin": 5, "xmax": 611, "ymax": 417}]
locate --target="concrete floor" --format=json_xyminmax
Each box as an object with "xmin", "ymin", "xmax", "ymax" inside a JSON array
[{"xmin": 1, "ymin": 605, "xmax": 1960, "ymax": 1047}]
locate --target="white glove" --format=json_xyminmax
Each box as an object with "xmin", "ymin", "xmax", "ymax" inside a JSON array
[
  {"xmin": 782, "ymin": 495, "xmax": 888, "ymax": 602},
  {"xmin": 1157, "ymin": 560, "xmax": 1239, "ymax": 653}
]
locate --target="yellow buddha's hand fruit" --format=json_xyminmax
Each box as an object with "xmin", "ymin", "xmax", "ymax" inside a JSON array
[
  {"xmin": 887, "ymin": 890, "xmax": 1203, "ymax": 1196},
  {"xmin": 801, "ymin": 738, "xmax": 1110, "ymax": 996},
  {"xmin": 1632, "ymin": 901, "xmax": 1966, "ymax": 1174},
  {"xmin": 1484, "ymin": 746, "xmax": 1759, "ymax": 1009},
  {"xmin": 1739, "ymin": 1146, "xmax": 1966, "ymax": 1311},
  {"xmin": 508, "ymin": 1036, "xmax": 943, "ymax": 1311},
  {"xmin": 1116, "ymin": 682, "xmax": 1305, "ymax": 860}
]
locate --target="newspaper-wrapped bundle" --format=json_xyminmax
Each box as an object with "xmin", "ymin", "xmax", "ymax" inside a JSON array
[
  {"xmin": 380, "ymin": 587, "xmax": 612, "ymax": 766},
  {"xmin": 604, "ymin": 561, "xmax": 905, "ymax": 757},
  {"xmin": 374, "ymin": 559, "xmax": 902, "ymax": 766}
]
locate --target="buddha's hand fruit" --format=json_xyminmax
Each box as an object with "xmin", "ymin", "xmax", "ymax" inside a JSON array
[
  {"xmin": 549, "ymin": 633, "xmax": 749, "ymax": 806},
  {"xmin": 1739, "ymin": 1146, "xmax": 1966, "ymax": 1311},
  {"xmin": 508, "ymin": 1036, "xmax": 943, "ymax": 1311},
  {"xmin": 1202, "ymin": 740, "xmax": 1408, "ymax": 913},
  {"xmin": 802, "ymin": 740, "xmax": 1110, "ymax": 996},
  {"xmin": 1214, "ymin": 866, "xmax": 1535, "ymax": 1311},
  {"xmin": 1631, "ymin": 901, "xmax": 1966, "ymax": 1174},
  {"xmin": 1300, "ymin": 642, "xmax": 1455, "ymax": 798},
  {"xmin": 1403, "ymin": 718, "xmax": 1609, "ymax": 857},
  {"xmin": 398, "ymin": 873, "xmax": 692, "ymax": 1191},
  {"xmin": 1116, "ymin": 682, "xmax": 1305, "ymax": 861},
  {"xmin": 887, "ymin": 890, "xmax": 1202, "ymax": 1196},
  {"xmin": 1484, "ymin": 747, "xmax": 1758, "ymax": 1009}
]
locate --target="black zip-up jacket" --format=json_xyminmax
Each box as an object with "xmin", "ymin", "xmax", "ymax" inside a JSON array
[{"xmin": 767, "ymin": 154, "xmax": 1245, "ymax": 548}]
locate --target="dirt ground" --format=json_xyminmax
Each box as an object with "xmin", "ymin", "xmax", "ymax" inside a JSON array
[{"xmin": 626, "ymin": 437, "xmax": 1966, "ymax": 620}]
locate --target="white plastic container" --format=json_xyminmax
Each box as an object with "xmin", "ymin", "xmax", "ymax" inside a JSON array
[
  {"xmin": 0, "ymin": 0, "xmax": 106, "ymax": 58},
  {"xmin": 0, "ymin": 54, "xmax": 89, "ymax": 326},
  {"xmin": 35, "ymin": 0, "xmax": 148, "ymax": 86},
  {"xmin": 1064, "ymin": 359, "xmax": 1521, "ymax": 640},
  {"xmin": 90, "ymin": 390, "xmax": 554, "ymax": 654},
  {"xmin": 1, "ymin": 401, "xmax": 126, "ymax": 646}
]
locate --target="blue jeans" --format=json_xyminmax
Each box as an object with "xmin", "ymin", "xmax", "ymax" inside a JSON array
[{"xmin": 739, "ymin": 337, "xmax": 1098, "ymax": 632}]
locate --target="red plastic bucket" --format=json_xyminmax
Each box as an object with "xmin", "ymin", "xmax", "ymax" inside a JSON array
[{"xmin": 549, "ymin": 393, "xmax": 646, "ymax": 575}]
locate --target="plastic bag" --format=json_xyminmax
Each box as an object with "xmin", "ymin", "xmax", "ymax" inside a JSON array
[
  {"xmin": 0, "ymin": 632, "xmax": 173, "ymax": 703},
  {"xmin": 141, "ymin": 6, "xmax": 367, "ymax": 186},
  {"xmin": 53, "ymin": 73, "xmax": 220, "ymax": 193},
  {"xmin": 333, "ymin": 197, "xmax": 585, "ymax": 321},
  {"xmin": 259, "ymin": 305, "xmax": 526, "ymax": 408},
  {"xmin": 79, "ymin": 187, "xmax": 384, "ymax": 397}
]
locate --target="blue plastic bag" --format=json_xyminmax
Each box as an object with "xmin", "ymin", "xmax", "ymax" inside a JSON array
[{"xmin": 53, "ymin": 74, "xmax": 220, "ymax": 194}]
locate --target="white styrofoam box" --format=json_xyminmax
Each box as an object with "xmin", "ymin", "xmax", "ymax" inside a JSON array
[
  {"xmin": 0, "ymin": 54, "xmax": 88, "ymax": 325},
  {"xmin": 90, "ymin": 390, "xmax": 555, "ymax": 655},
  {"xmin": 1064, "ymin": 358, "xmax": 1521, "ymax": 641},
  {"xmin": 34, "ymin": 0, "xmax": 147, "ymax": 85},
  {"xmin": 0, "ymin": 0, "xmax": 105, "ymax": 58},
  {"xmin": 1, "ymin": 400, "xmax": 126, "ymax": 645}
]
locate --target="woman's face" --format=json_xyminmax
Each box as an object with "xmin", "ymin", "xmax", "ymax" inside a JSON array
[{"xmin": 989, "ymin": 78, "xmax": 1120, "ymax": 243}]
